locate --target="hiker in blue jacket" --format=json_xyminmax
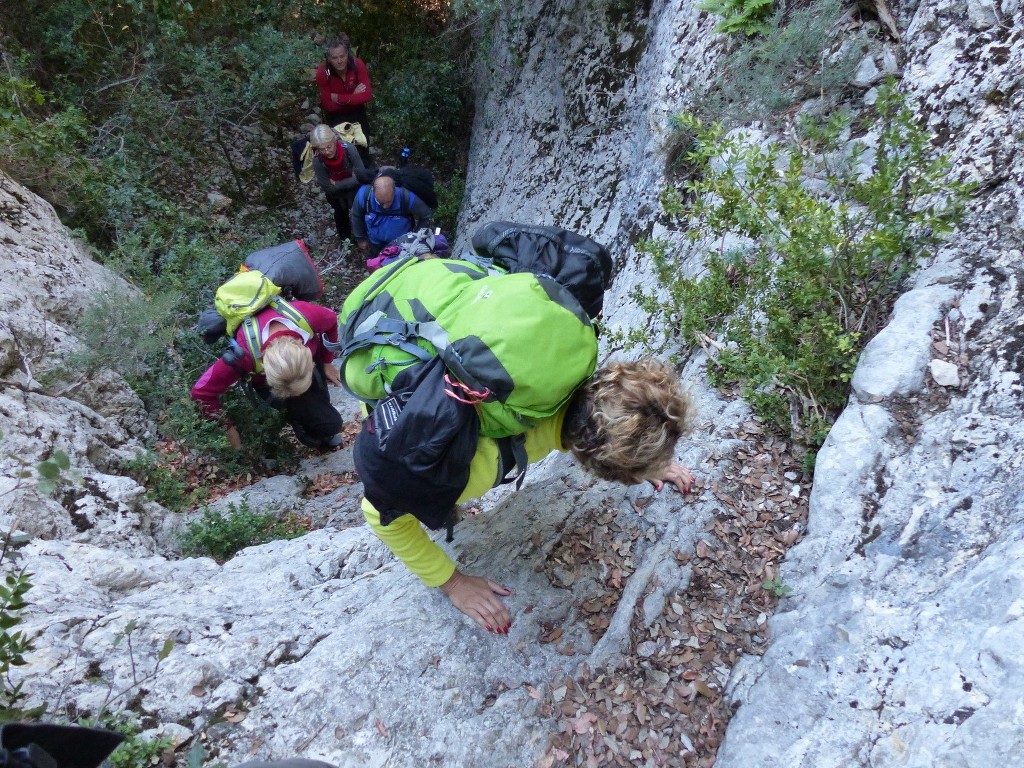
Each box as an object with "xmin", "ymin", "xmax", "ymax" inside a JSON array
[{"xmin": 350, "ymin": 174, "xmax": 433, "ymax": 258}]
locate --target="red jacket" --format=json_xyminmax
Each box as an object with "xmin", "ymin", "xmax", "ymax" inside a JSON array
[
  {"xmin": 191, "ymin": 301, "xmax": 339, "ymax": 418},
  {"xmin": 314, "ymin": 58, "xmax": 372, "ymax": 113}
]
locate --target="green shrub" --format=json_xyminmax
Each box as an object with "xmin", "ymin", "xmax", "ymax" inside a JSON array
[
  {"xmin": 76, "ymin": 715, "xmax": 175, "ymax": 768},
  {"xmin": 698, "ymin": 0, "xmax": 775, "ymax": 36},
  {"xmin": 433, "ymin": 171, "xmax": 466, "ymax": 237},
  {"xmin": 66, "ymin": 288, "xmax": 180, "ymax": 380},
  {"xmin": 0, "ymin": 530, "xmax": 40, "ymax": 721},
  {"xmin": 634, "ymin": 83, "xmax": 971, "ymax": 444},
  {"xmin": 179, "ymin": 496, "xmax": 307, "ymax": 562}
]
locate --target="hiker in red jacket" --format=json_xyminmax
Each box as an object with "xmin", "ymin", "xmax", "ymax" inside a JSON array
[
  {"xmin": 191, "ymin": 301, "xmax": 343, "ymax": 450},
  {"xmin": 315, "ymin": 35, "xmax": 372, "ymax": 132}
]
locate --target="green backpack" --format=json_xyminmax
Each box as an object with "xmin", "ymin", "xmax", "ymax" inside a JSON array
[
  {"xmin": 332, "ymin": 256, "xmax": 598, "ymax": 438},
  {"xmin": 215, "ymin": 270, "xmax": 283, "ymax": 336}
]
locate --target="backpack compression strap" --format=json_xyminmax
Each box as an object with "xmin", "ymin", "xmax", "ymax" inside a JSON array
[{"xmin": 334, "ymin": 311, "xmax": 454, "ymax": 403}]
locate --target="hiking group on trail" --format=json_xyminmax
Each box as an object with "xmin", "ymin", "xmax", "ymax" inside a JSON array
[{"xmin": 190, "ymin": 33, "xmax": 696, "ymax": 635}]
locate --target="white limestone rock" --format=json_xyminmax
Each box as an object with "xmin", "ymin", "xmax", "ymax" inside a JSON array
[{"xmin": 930, "ymin": 358, "xmax": 961, "ymax": 387}]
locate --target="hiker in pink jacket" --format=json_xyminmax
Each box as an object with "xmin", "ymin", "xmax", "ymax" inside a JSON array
[{"xmin": 191, "ymin": 301, "xmax": 343, "ymax": 450}]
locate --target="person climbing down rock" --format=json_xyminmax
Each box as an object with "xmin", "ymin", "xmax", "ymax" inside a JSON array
[
  {"xmin": 330, "ymin": 230, "xmax": 695, "ymax": 634},
  {"xmin": 358, "ymin": 356, "xmax": 695, "ymax": 634},
  {"xmin": 191, "ymin": 300, "xmax": 344, "ymax": 450}
]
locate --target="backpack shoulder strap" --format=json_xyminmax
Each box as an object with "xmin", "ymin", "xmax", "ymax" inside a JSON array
[
  {"xmin": 270, "ymin": 298, "xmax": 315, "ymax": 337},
  {"xmin": 399, "ymin": 187, "xmax": 413, "ymax": 218},
  {"xmin": 240, "ymin": 317, "xmax": 264, "ymax": 374}
]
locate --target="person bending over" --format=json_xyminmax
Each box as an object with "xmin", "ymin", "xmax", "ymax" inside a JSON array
[
  {"xmin": 361, "ymin": 357, "xmax": 695, "ymax": 634},
  {"xmin": 191, "ymin": 301, "xmax": 343, "ymax": 450}
]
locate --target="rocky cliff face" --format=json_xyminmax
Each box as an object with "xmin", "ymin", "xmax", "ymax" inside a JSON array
[
  {"xmin": 2, "ymin": 0, "xmax": 1022, "ymax": 766},
  {"xmin": 461, "ymin": 0, "xmax": 1024, "ymax": 764},
  {"xmin": 0, "ymin": 173, "xmax": 166, "ymax": 549}
]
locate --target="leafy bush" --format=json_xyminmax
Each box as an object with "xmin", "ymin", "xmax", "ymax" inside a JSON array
[
  {"xmin": 179, "ymin": 496, "xmax": 308, "ymax": 562},
  {"xmin": 67, "ymin": 288, "xmax": 180, "ymax": 380},
  {"xmin": 0, "ymin": 530, "xmax": 40, "ymax": 721},
  {"xmin": 698, "ymin": 0, "xmax": 775, "ymax": 36},
  {"xmin": 372, "ymin": 52, "xmax": 469, "ymax": 164},
  {"xmin": 633, "ymin": 83, "xmax": 971, "ymax": 444}
]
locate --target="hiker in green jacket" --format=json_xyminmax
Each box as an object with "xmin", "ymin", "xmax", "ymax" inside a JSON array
[{"xmin": 361, "ymin": 357, "xmax": 695, "ymax": 633}]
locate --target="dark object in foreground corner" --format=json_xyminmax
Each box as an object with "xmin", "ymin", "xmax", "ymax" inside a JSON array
[{"xmin": 0, "ymin": 724, "xmax": 124, "ymax": 768}]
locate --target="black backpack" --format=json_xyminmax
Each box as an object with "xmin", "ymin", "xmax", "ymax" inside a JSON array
[
  {"xmin": 197, "ymin": 240, "xmax": 322, "ymax": 343},
  {"xmin": 356, "ymin": 166, "xmax": 438, "ymax": 209},
  {"xmin": 468, "ymin": 222, "xmax": 613, "ymax": 318},
  {"xmin": 354, "ymin": 357, "xmax": 479, "ymax": 532}
]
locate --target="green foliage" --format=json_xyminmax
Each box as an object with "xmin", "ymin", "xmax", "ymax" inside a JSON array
[
  {"xmin": 433, "ymin": 171, "xmax": 466, "ymax": 237},
  {"xmin": 67, "ymin": 288, "xmax": 180, "ymax": 380},
  {"xmin": 83, "ymin": 715, "xmax": 175, "ymax": 768},
  {"xmin": 121, "ymin": 451, "xmax": 205, "ymax": 512},
  {"xmin": 637, "ymin": 83, "xmax": 971, "ymax": 444},
  {"xmin": 698, "ymin": 0, "xmax": 774, "ymax": 36},
  {"xmin": 34, "ymin": 451, "xmax": 73, "ymax": 496},
  {"xmin": 686, "ymin": 0, "xmax": 860, "ymax": 128},
  {"xmin": 762, "ymin": 578, "xmax": 792, "ymax": 597},
  {"xmin": 179, "ymin": 496, "xmax": 307, "ymax": 562},
  {"xmin": 373, "ymin": 54, "xmax": 468, "ymax": 163},
  {"xmin": 0, "ymin": 530, "xmax": 40, "ymax": 720},
  {"xmin": 0, "ymin": 430, "xmax": 78, "ymax": 499}
]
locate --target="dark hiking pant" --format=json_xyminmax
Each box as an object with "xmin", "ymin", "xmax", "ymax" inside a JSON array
[
  {"xmin": 253, "ymin": 366, "xmax": 342, "ymax": 447},
  {"xmin": 325, "ymin": 187, "xmax": 356, "ymax": 241}
]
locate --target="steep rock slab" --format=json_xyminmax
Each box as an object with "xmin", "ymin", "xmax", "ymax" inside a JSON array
[
  {"xmin": 17, "ymin": 456, "xmax": 717, "ymax": 766},
  {"xmin": 716, "ymin": 2, "xmax": 1024, "ymax": 765},
  {"xmin": 0, "ymin": 172, "xmax": 163, "ymax": 553}
]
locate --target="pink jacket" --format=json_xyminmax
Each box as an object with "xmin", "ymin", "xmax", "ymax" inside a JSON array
[{"xmin": 191, "ymin": 301, "xmax": 339, "ymax": 418}]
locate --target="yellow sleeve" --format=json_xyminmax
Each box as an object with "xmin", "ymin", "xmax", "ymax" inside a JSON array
[
  {"xmin": 360, "ymin": 406, "xmax": 570, "ymax": 586},
  {"xmin": 456, "ymin": 407, "xmax": 569, "ymax": 502},
  {"xmin": 362, "ymin": 497, "xmax": 456, "ymax": 587}
]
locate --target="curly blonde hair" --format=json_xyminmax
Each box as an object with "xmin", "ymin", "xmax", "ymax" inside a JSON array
[
  {"xmin": 566, "ymin": 358, "xmax": 693, "ymax": 484},
  {"xmin": 263, "ymin": 336, "xmax": 314, "ymax": 399}
]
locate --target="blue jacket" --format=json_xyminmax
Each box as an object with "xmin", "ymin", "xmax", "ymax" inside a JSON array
[{"xmin": 350, "ymin": 185, "xmax": 433, "ymax": 246}]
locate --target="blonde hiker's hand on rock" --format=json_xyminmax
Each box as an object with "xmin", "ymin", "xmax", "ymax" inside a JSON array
[
  {"xmin": 324, "ymin": 364, "xmax": 342, "ymax": 387},
  {"xmin": 648, "ymin": 462, "xmax": 693, "ymax": 494},
  {"xmin": 440, "ymin": 569, "xmax": 512, "ymax": 634}
]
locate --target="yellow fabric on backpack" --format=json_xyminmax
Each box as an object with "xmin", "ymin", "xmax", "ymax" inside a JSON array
[
  {"xmin": 298, "ymin": 142, "xmax": 315, "ymax": 184},
  {"xmin": 333, "ymin": 121, "xmax": 368, "ymax": 148},
  {"xmin": 299, "ymin": 122, "xmax": 367, "ymax": 185}
]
